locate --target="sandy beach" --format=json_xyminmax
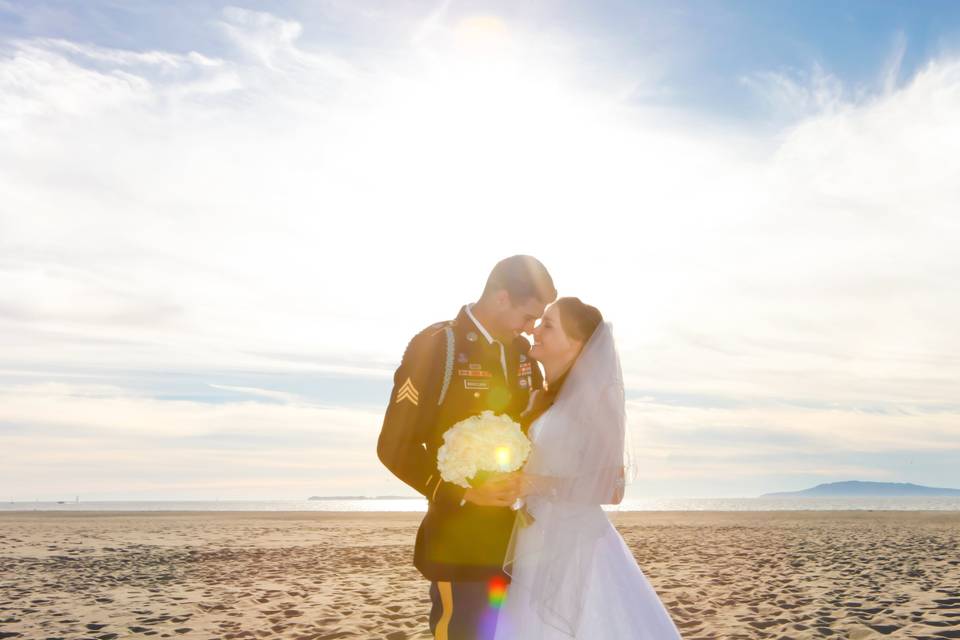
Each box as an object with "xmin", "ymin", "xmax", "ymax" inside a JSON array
[{"xmin": 1, "ymin": 511, "xmax": 958, "ymax": 639}]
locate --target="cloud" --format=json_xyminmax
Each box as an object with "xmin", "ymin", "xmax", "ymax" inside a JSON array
[
  {"xmin": 0, "ymin": 381, "xmax": 395, "ymax": 499},
  {"xmin": 206, "ymin": 383, "xmax": 301, "ymax": 403},
  {"xmin": 740, "ymin": 64, "xmax": 846, "ymax": 118},
  {"xmin": 629, "ymin": 399, "xmax": 960, "ymax": 456},
  {"xmin": 881, "ymin": 31, "xmax": 908, "ymax": 94},
  {"xmin": 2, "ymin": 378, "xmax": 956, "ymax": 499},
  {"xmin": 0, "ymin": 381, "xmax": 377, "ymax": 438},
  {"xmin": 1, "ymin": 5, "xmax": 959, "ymax": 497},
  {"xmin": 218, "ymin": 7, "xmax": 355, "ymax": 79},
  {"xmin": 26, "ymin": 37, "xmax": 222, "ymax": 70}
]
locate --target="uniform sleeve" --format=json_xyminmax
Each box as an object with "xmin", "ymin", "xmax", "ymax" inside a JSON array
[
  {"xmin": 377, "ymin": 330, "xmax": 467, "ymax": 508},
  {"xmin": 530, "ymin": 354, "xmax": 545, "ymax": 393},
  {"xmin": 519, "ymin": 343, "xmax": 548, "ymax": 428}
]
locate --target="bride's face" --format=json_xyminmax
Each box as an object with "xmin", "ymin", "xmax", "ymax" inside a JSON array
[{"xmin": 530, "ymin": 304, "xmax": 582, "ymax": 374}]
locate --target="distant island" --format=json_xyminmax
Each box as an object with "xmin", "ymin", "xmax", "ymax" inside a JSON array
[
  {"xmin": 307, "ymin": 495, "xmax": 422, "ymax": 501},
  {"xmin": 762, "ymin": 481, "xmax": 960, "ymax": 498}
]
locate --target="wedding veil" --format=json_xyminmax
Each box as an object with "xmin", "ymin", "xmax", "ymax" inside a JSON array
[{"xmin": 501, "ymin": 321, "xmax": 632, "ymax": 637}]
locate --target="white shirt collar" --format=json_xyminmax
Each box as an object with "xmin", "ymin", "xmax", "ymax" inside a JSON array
[
  {"xmin": 466, "ymin": 303, "xmax": 497, "ymax": 345},
  {"xmin": 466, "ymin": 303, "xmax": 509, "ymax": 380}
]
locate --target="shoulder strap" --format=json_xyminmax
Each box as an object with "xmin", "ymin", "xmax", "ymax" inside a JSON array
[{"xmin": 438, "ymin": 326, "xmax": 455, "ymax": 405}]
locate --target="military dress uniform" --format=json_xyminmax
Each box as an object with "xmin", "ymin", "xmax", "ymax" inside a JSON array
[{"xmin": 378, "ymin": 305, "xmax": 543, "ymax": 640}]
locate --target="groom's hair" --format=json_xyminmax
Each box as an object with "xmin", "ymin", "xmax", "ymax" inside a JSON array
[{"xmin": 482, "ymin": 255, "xmax": 557, "ymax": 305}]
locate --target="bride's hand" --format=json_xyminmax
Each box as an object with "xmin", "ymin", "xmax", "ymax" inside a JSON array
[
  {"xmin": 515, "ymin": 473, "xmax": 539, "ymax": 497},
  {"xmin": 463, "ymin": 472, "xmax": 521, "ymax": 507}
]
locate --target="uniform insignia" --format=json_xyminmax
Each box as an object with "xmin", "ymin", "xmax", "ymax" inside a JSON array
[
  {"xmin": 464, "ymin": 380, "xmax": 489, "ymax": 390},
  {"xmin": 520, "ymin": 354, "xmax": 528, "ymax": 363},
  {"xmin": 518, "ymin": 363, "xmax": 533, "ymax": 377},
  {"xmin": 457, "ymin": 352, "xmax": 468, "ymax": 363},
  {"xmin": 395, "ymin": 378, "xmax": 419, "ymax": 406},
  {"xmin": 466, "ymin": 331, "xmax": 478, "ymax": 342},
  {"xmin": 458, "ymin": 369, "xmax": 492, "ymax": 378},
  {"xmin": 469, "ymin": 363, "xmax": 482, "ymax": 370},
  {"xmin": 519, "ymin": 378, "xmax": 529, "ymax": 388}
]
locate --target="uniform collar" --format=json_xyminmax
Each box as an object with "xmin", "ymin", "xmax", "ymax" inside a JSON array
[{"xmin": 465, "ymin": 303, "xmax": 498, "ymax": 345}]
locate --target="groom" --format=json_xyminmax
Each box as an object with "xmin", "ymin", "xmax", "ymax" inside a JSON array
[{"xmin": 378, "ymin": 255, "xmax": 555, "ymax": 640}]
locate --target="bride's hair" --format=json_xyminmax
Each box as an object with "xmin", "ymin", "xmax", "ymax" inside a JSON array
[
  {"xmin": 555, "ymin": 297, "xmax": 603, "ymax": 343},
  {"xmin": 521, "ymin": 297, "xmax": 603, "ymax": 427}
]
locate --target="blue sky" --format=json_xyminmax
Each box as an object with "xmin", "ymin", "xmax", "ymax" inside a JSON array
[
  {"xmin": 2, "ymin": 1, "xmax": 959, "ymax": 500},
  {"xmin": 5, "ymin": 1, "xmax": 960, "ymax": 117}
]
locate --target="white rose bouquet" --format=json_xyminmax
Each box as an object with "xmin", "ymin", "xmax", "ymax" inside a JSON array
[{"xmin": 437, "ymin": 410, "xmax": 531, "ymax": 489}]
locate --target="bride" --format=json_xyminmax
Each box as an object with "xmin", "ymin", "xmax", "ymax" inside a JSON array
[{"xmin": 494, "ymin": 298, "xmax": 683, "ymax": 639}]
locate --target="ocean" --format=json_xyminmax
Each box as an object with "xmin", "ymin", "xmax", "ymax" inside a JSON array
[{"xmin": 4, "ymin": 497, "xmax": 960, "ymax": 512}]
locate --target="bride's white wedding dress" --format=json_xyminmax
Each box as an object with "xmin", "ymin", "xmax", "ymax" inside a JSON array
[{"xmin": 493, "ymin": 323, "xmax": 682, "ymax": 640}]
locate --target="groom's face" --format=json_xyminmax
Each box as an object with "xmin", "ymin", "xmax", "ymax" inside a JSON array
[{"xmin": 491, "ymin": 291, "xmax": 545, "ymax": 341}]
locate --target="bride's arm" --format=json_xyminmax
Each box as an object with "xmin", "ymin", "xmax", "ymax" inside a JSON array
[
  {"xmin": 518, "ymin": 472, "xmax": 560, "ymax": 498},
  {"xmin": 519, "ymin": 467, "xmax": 625, "ymax": 505},
  {"xmin": 521, "ymin": 383, "xmax": 627, "ymax": 505},
  {"xmin": 609, "ymin": 467, "xmax": 625, "ymax": 505}
]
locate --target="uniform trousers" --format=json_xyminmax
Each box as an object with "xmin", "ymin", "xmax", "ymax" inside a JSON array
[{"xmin": 429, "ymin": 580, "xmax": 503, "ymax": 640}]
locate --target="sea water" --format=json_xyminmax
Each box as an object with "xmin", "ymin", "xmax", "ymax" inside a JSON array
[{"xmin": 4, "ymin": 497, "xmax": 960, "ymax": 512}]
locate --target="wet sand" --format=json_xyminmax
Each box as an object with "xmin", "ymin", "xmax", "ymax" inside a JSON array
[{"xmin": 0, "ymin": 511, "xmax": 958, "ymax": 639}]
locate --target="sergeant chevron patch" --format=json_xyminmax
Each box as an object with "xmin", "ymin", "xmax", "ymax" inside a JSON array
[{"xmin": 396, "ymin": 378, "xmax": 419, "ymax": 406}]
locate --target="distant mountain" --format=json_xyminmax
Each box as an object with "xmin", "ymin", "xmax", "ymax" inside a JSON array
[
  {"xmin": 762, "ymin": 481, "xmax": 960, "ymax": 498},
  {"xmin": 307, "ymin": 495, "xmax": 421, "ymax": 501}
]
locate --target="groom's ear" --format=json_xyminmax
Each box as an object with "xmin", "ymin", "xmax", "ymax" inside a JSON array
[{"xmin": 492, "ymin": 288, "xmax": 512, "ymax": 309}]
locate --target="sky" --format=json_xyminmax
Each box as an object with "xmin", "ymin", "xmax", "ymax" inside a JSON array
[{"xmin": 2, "ymin": 0, "xmax": 959, "ymax": 501}]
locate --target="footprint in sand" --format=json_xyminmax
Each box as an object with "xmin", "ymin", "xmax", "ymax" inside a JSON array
[{"xmin": 866, "ymin": 623, "xmax": 901, "ymax": 635}]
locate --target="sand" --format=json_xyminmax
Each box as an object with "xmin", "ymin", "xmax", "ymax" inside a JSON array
[{"xmin": 0, "ymin": 511, "xmax": 958, "ymax": 639}]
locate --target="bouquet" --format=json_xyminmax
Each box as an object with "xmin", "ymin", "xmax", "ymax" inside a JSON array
[{"xmin": 437, "ymin": 410, "xmax": 531, "ymax": 489}]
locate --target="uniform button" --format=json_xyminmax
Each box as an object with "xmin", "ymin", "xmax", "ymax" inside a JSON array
[{"xmin": 473, "ymin": 392, "xmax": 480, "ymax": 398}]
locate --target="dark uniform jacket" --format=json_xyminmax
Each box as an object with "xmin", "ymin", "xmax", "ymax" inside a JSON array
[{"xmin": 378, "ymin": 305, "xmax": 543, "ymax": 582}]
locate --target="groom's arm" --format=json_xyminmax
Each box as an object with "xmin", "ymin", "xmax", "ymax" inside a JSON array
[{"xmin": 377, "ymin": 329, "xmax": 466, "ymax": 508}]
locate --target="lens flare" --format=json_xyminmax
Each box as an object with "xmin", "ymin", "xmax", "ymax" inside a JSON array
[{"xmin": 488, "ymin": 576, "xmax": 508, "ymax": 608}]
